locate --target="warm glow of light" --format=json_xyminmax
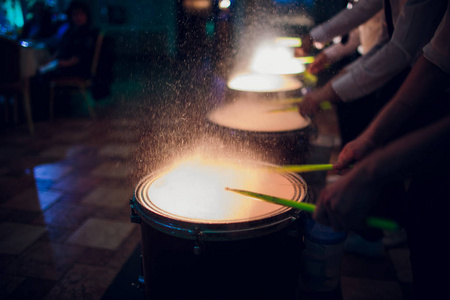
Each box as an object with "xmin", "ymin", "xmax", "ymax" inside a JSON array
[
  {"xmin": 250, "ymin": 44, "xmax": 305, "ymax": 75},
  {"xmin": 208, "ymin": 97, "xmax": 310, "ymax": 132},
  {"xmin": 146, "ymin": 158, "xmax": 303, "ymax": 222},
  {"xmin": 183, "ymin": 0, "xmax": 211, "ymax": 10},
  {"xmin": 227, "ymin": 73, "xmax": 302, "ymax": 92},
  {"xmin": 219, "ymin": 0, "xmax": 231, "ymax": 9},
  {"xmin": 275, "ymin": 37, "xmax": 302, "ymax": 48}
]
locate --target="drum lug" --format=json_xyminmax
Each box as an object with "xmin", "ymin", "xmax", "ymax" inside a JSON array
[
  {"xmin": 192, "ymin": 227, "xmax": 203, "ymax": 255},
  {"xmin": 129, "ymin": 199, "xmax": 142, "ymax": 224},
  {"xmin": 193, "ymin": 242, "xmax": 202, "ymax": 255},
  {"xmin": 131, "ymin": 254, "xmax": 145, "ymax": 290}
]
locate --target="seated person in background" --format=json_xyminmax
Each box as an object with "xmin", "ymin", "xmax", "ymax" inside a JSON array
[
  {"xmin": 31, "ymin": 1, "xmax": 98, "ymax": 121},
  {"xmin": 40, "ymin": 0, "xmax": 98, "ymax": 79},
  {"xmin": 20, "ymin": 1, "xmax": 56, "ymax": 41}
]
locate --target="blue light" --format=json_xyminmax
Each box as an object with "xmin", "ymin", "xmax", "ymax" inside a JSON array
[{"xmin": 274, "ymin": 0, "xmax": 296, "ymax": 3}]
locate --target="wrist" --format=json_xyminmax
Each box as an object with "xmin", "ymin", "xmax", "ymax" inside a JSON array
[
  {"xmin": 326, "ymin": 82, "xmax": 343, "ymax": 104},
  {"xmin": 362, "ymin": 127, "xmax": 383, "ymax": 149},
  {"xmin": 352, "ymin": 158, "xmax": 384, "ymax": 188}
]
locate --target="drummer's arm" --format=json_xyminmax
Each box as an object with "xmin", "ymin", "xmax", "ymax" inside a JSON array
[
  {"xmin": 360, "ymin": 55, "xmax": 449, "ymax": 147},
  {"xmin": 362, "ymin": 1, "xmax": 450, "ymax": 146},
  {"xmin": 298, "ymin": 71, "xmax": 344, "ymax": 117},
  {"xmin": 315, "ymin": 113, "xmax": 450, "ymax": 231},
  {"xmin": 334, "ymin": 55, "xmax": 449, "ymax": 170},
  {"xmin": 355, "ymin": 113, "xmax": 450, "ymax": 185}
]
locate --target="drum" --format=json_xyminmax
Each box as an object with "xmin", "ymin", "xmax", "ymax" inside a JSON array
[
  {"xmin": 226, "ymin": 72, "xmax": 304, "ymax": 101},
  {"xmin": 131, "ymin": 160, "xmax": 308, "ymax": 300},
  {"xmin": 206, "ymin": 97, "xmax": 312, "ymax": 165}
]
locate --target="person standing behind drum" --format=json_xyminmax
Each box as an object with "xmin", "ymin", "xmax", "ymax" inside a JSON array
[
  {"xmin": 313, "ymin": 2, "xmax": 450, "ymax": 297},
  {"xmin": 299, "ymin": 0, "xmax": 409, "ymax": 256},
  {"xmin": 298, "ymin": 0, "xmax": 446, "ymax": 256},
  {"xmin": 299, "ymin": 0, "xmax": 446, "ymax": 115},
  {"xmin": 298, "ymin": 0, "xmax": 446, "ymax": 145}
]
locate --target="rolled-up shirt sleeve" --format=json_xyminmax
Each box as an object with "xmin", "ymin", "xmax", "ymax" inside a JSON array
[
  {"xmin": 332, "ymin": 0, "xmax": 447, "ymax": 102},
  {"xmin": 423, "ymin": 1, "xmax": 450, "ymax": 74},
  {"xmin": 310, "ymin": 0, "xmax": 382, "ymax": 43}
]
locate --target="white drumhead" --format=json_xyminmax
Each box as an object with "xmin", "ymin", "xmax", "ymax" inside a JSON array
[
  {"xmin": 139, "ymin": 160, "xmax": 306, "ymax": 223},
  {"xmin": 207, "ymin": 98, "xmax": 310, "ymax": 132},
  {"xmin": 227, "ymin": 73, "xmax": 302, "ymax": 92}
]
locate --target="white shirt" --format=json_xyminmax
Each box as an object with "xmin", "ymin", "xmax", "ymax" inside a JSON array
[
  {"xmin": 321, "ymin": 9, "xmax": 385, "ymax": 63},
  {"xmin": 322, "ymin": 29, "xmax": 361, "ymax": 64},
  {"xmin": 359, "ymin": 10, "xmax": 385, "ymax": 54},
  {"xmin": 310, "ymin": 0, "xmax": 384, "ymax": 44},
  {"xmin": 332, "ymin": 0, "xmax": 447, "ymax": 102}
]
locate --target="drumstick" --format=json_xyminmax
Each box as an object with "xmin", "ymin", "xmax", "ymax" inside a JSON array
[
  {"xmin": 274, "ymin": 98, "xmax": 332, "ymax": 110},
  {"xmin": 275, "ymin": 164, "xmax": 334, "ymax": 173},
  {"xmin": 268, "ymin": 106, "xmax": 298, "ymax": 113},
  {"xmin": 295, "ymin": 56, "xmax": 315, "ymax": 64},
  {"xmin": 273, "ymin": 163, "xmax": 354, "ymax": 173},
  {"xmin": 275, "ymin": 97, "xmax": 304, "ymax": 105},
  {"xmin": 225, "ymin": 187, "xmax": 399, "ymax": 231},
  {"xmin": 268, "ymin": 101, "xmax": 332, "ymax": 113},
  {"xmin": 302, "ymin": 71, "xmax": 318, "ymax": 85}
]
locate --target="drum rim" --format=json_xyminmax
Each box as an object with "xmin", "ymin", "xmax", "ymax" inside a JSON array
[
  {"xmin": 205, "ymin": 117, "xmax": 311, "ymax": 137},
  {"xmin": 227, "ymin": 73, "xmax": 304, "ymax": 92},
  {"xmin": 205, "ymin": 101, "xmax": 312, "ymax": 135},
  {"xmin": 132, "ymin": 161, "xmax": 308, "ymax": 240}
]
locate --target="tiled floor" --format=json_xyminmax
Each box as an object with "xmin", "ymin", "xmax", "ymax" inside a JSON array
[{"xmin": 0, "ymin": 56, "xmax": 412, "ymax": 300}]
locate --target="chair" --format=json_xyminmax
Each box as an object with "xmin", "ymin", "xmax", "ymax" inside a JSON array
[
  {"xmin": 49, "ymin": 30, "xmax": 105, "ymax": 120},
  {"xmin": 0, "ymin": 36, "xmax": 34, "ymax": 134}
]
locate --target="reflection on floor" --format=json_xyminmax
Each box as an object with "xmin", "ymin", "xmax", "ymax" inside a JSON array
[{"xmin": 0, "ymin": 57, "xmax": 412, "ymax": 300}]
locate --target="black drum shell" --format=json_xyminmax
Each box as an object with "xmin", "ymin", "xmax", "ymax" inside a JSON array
[
  {"xmin": 131, "ymin": 164, "xmax": 309, "ymax": 300},
  {"xmin": 205, "ymin": 118, "xmax": 312, "ymax": 165},
  {"xmin": 138, "ymin": 219, "xmax": 302, "ymax": 300}
]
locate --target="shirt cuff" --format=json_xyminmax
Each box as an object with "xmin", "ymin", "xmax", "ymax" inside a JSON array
[
  {"xmin": 423, "ymin": 44, "xmax": 450, "ymax": 74},
  {"xmin": 331, "ymin": 72, "xmax": 360, "ymax": 102},
  {"xmin": 310, "ymin": 24, "xmax": 331, "ymax": 43}
]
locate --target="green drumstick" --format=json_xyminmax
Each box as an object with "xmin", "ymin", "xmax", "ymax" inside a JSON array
[
  {"xmin": 268, "ymin": 101, "xmax": 332, "ymax": 113},
  {"xmin": 225, "ymin": 187, "xmax": 399, "ymax": 231},
  {"xmin": 225, "ymin": 187, "xmax": 316, "ymax": 213},
  {"xmin": 275, "ymin": 97, "xmax": 304, "ymax": 105},
  {"xmin": 295, "ymin": 56, "xmax": 315, "ymax": 64},
  {"xmin": 275, "ymin": 164, "xmax": 334, "ymax": 173},
  {"xmin": 274, "ymin": 163, "xmax": 353, "ymax": 173},
  {"xmin": 268, "ymin": 106, "xmax": 298, "ymax": 113}
]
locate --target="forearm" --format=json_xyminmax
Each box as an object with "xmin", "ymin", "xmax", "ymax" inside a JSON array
[
  {"xmin": 332, "ymin": 41, "xmax": 411, "ymax": 101},
  {"xmin": 357, "ymin": 115, "xmax": 450, "ymax": 186},
  {"xmin": 363, "ymin": 56, "xmax": 450, "ymax": 145}
]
